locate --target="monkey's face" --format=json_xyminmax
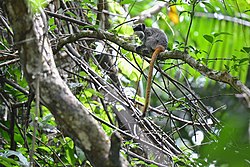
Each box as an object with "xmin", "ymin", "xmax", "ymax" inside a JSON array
[{"xmin": 134, "ymin": 31, "xmax": 145, "ymax": 41}]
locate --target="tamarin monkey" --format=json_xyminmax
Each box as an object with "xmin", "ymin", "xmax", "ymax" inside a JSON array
[{"xmin": 133, "ymin": 23, "xmax": 168, "ymax": 116}]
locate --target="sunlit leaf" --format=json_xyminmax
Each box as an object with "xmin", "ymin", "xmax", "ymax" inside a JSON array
[
  {"xmin": 120, "ymin": 0, "xmax": 134, "ymax": 5},
  {"xmin": 203, "ymin": 35, "xmax": 214, "ymax": 44},
  {"xmin": 224, "ymin": 64, "xmax": 230, "ymax": 71},
  {"xmin": 201, "ymin": 2, "xmax": 216, "ymax": 12},
  {"xmin": 0, "ymin": 156, "xmax": 19, "ymax": 167},
  {"xmin": 85, "ymin": 88, "xmax": 104, "ymax": 99},
  {"xmin": 239, "ymin": 58, "xmax": 249, "ymax": 64},
  {"xmin": 179, "ymin": 10, "xmax": 191, "ymax": 16},
  {"xmin": 242, "ymin": 47, "xmax": 250, "ymax": 53},
  {"xmin": 214, "ymin": 39, "xmax": 223, "ymax": 43},
  {"xmin": 38, "ymin": 146, "xmax": 51, "ymax": 153},
  {"xmin": 29, "ymin": 0, "xmax": 48, "ymax": 12},
  {"xmin": 213, "ymin": 32, "xmax": 232, "ymax": 37},
  {"xmin": 65, "ymin": 137, "xmax": 74, "ymax": 149}
]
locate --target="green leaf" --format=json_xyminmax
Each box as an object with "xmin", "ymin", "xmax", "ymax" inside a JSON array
[
  {"xmin": 224, "ymin": 64, "xmax": 230, "ymax": 71},
  {"xmin": 242, "ymin": 47, "xmax": 250, "ymax": 53},
  {"xmin": 202, "ymin": 50, "xmax": 208, "ymax": 55},
  {"xmin": 64, "ymin": 137, "xmax": 75, "ymax": 165},
  {"xmin": 65, "ymin": 11, "xmax": 77, "ymax": 18},
  {"xmin": 130, "ymin": 71, "xmax": 139, "ymax": 82},
  {"xmin": 213, "ymin": 32, "xmax": 232, "ymax": 37},
  {"xmin": 0, "ymin": 156, "xmax": 19, "ymax": 167},
  {"xmin": 203, "ymin": 35, "xmax": 214, "ymax": 44},
  {"xmin": 239, "ymin": 58, "xmax": 249, "ymax": 64},
  {"xmin": 48, "ymin": 18, "xmax": 54, "ymax": 25},
  {"xmin": 179, "ymin": 11, "xmax": 191, "ymax": 16},
  {"xmin": 194, "ymin": 49, "xmax": 201, "ymax": 55},
  {"xmin": 201, "ymin": 58, "xmax": 207, "ymax": 64},
  {"xmin": 38, "ymin": 146, "xmax": 51, "ymax": 153},
  {"xmin": 65, "ymin": 148, "xmax": 74, "ymax": 165},
  {"xmin": 232, "ymin": 55, "xmax": 237, "ymax": 61},
  {"xmin": 120, "ymin": 0, "xmax": 134, "ymax": 4},
  {"xmin": 49, "ymin": 25, "xmax": 57, "ymax": 31},
  {"xmin": 85, "ymin": 88, "xmax": 104, "ymax": 99},
  {"xmin": 65, "ymin": 137, "xmax": 74, "ymax": 149},
  {"xmin": 81, "ymin": 0, "xmax": 90, "ymax": 3},
  {"xmin": 232, "ymin": 64, "xmax": 239, "ymax": 71},
  {"xmin": 201, "ymin": 2, "xmax": 216, "ymax": 11},
  {"xmin": 214, "ymin": 39, "xmax": 223, "ymax": 43},
  {"xmin": 29, "ymin": 0, "xmax": 48, "ymax": 12},
  {"xmin": 188, "ymin": 45, "xmax": 195, "ymax": 51}
]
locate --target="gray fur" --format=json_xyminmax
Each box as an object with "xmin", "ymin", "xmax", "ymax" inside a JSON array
[{"xmin": 133, "ymin": 24, "xmax": 168, "ymax": 52}]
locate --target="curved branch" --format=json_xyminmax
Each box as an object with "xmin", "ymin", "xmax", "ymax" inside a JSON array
[{"xmin": 161, "ymin": 51, "xmax": 250, "ymax": 100}]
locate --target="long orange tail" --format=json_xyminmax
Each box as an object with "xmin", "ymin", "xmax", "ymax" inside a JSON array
[{"xmin": 142, "ymin": 45, "xmax": 165, "ymax": 116}]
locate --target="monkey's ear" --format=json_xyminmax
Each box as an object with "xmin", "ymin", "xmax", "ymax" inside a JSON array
[
  {"xmin": 141, "ymin": 23, "xmax": 146, "ymax": 31},
  {"xmin": 133, "ymin": 23, "xmax": 146, "ymax": 32}
]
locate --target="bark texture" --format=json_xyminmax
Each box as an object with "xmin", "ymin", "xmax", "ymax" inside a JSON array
[{"xmin": 3, "ymin": 0, "xmax": 128, "ymax": 166}]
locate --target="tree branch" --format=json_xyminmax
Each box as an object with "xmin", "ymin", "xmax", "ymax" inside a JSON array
[
  {"xmin": 3, "ymin": 0, "xmax": 129, "ymax": 166},
  {"xmin": 131, "ymin": 1, "xmax": 169, "ymax": 23},
  {"xmin": 57, "ymin": 29, "xmax": 250, "ymax": 105}
]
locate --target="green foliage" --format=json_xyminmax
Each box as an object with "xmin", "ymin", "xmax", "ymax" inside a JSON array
[
  {"xmin": 118, "ymin": 52, "xmax": 143, "ymax": 82},
  {"xmin": 171, "ymin": 1, "xmax": 250, "ymax": 83},
  {"xmin": 120, "ymin": 0, "xmax": 134, "ymax": 5},
  {"xmin": 29, "ymin": 0, "xmax": 48, "ymax": 12},
  {"xmin": 203, "ymin": 34, "xmax": 214, "ymax": 44},
  {"xmin": 1, "ymin": 0, "xmax": 250, "ymax": 166},
  {"xmin": 0, "ymin": 156, "xmax": 19, "ymax": 167},
  {"xmin": 0, "ymin": 107, "xmax": 86, "ymax": 166},
  {"xmin": 0, "ymin": 150, "xmax": 28, "ymax": 167},
  {"xmin": 48, "ymin": 18, "xmax": 57, "ymax": 31},
  {"xmin": 200, "ymin": 113, "xmax": 250, "ymax": 166}
]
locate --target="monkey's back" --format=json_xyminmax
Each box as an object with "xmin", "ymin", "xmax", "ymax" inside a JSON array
[{"xmin": 144, "ymin": 27, "xmax": 168, "ymax": 52}]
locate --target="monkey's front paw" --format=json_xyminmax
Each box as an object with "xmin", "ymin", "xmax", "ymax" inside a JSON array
[
  {"xmin": 135, "ymin": 46, "xmax": 143, "ymax": 52},
  {"xmin": 141, "ymin": 49, "xmax": 150, "ymax": 55},
  {"xmin": 136, "ymin": 46, "xmax": 150, "ymax": 55}
]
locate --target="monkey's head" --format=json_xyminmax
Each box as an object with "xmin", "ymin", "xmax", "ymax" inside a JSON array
[{"xmin": 133, "ymin": 24, "xmax": 146, "ymax": 41}]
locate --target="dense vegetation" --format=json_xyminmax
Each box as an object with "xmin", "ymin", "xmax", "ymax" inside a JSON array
[{"xmin": 0, "ymin": 0, "xmax": 250, "ymax": 166}]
